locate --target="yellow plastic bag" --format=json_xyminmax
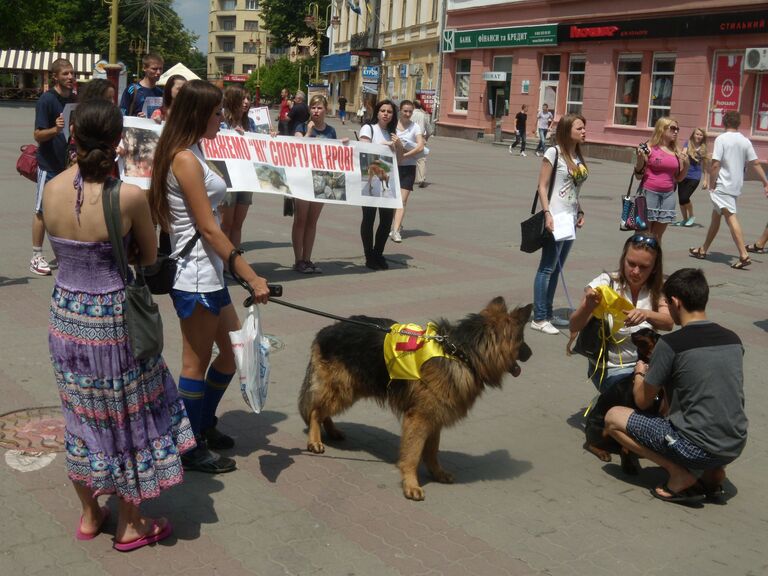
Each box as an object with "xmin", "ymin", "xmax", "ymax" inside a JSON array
[{"xmin": 591, "ymin": 285, "xmax": 634, "ymax": 335}]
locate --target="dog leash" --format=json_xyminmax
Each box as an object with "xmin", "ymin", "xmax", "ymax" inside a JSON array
[{"xmin": 227, "ymin": 250, "xmax": 474, "ymax": 367}]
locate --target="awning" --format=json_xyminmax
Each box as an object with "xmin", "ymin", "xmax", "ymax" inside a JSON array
[
  {"xmin": 321, "ymin": 52, "xmax": 352, "ymax": 74},
  {"xmin": 158, "ymin": 62, "xmax": 201, "ymax": 84},
  {"xmin": 0, "ymin": 50, "xmax": 101, "ymax": 75}
]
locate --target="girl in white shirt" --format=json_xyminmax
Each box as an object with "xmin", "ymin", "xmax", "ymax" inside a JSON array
[
  {"xmin": 390, "ymin": 99, "xmax": 425, "ymax": 243},
  {"xmin": 149, "ymin": 80, "xmax": 270, "ymax": 474}
]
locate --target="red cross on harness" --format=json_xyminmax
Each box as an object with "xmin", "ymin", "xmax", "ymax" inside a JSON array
[{"xmin": 394, "ymin": 328, "xmax": 426, "ymax": 352}]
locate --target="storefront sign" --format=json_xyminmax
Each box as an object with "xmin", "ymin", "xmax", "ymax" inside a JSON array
[
  {"xmin": 483, "ymin": 71, "xmax": 507, "ymax": 81},
  {"xmin": 710, "ymin": 53, "xmax": 743, "ymax": 129},
  {"xmin": 442, "ymin": 24, "xmax": 557, "ymax": 52},
  {"xmin": 558, "ymin": 11, "xmax": 766, "ymax": 42},
  {"xmin": 362, "ymin": 66, "xmax": 380, "ymax": 81},
  {"xmin": 223, "ymin": 74, "xmax": 249, "ymax": 82},
  {"xmin": 415, "ymin": 89, "xmax": 436, "ymax": 114}
]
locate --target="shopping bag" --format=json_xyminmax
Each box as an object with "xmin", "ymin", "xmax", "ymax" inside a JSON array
[{"xmin": 230, "ymin": 305, "xmax": 271, "ymax": 413}]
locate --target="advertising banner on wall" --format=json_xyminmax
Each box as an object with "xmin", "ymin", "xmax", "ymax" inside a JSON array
[
  {"xmin": 119, "ymin": 117, "xmax": 402, "ymax": 208},
  {"xmin": 755, "ymin": 73, "xmax": 768, "ymax": 134},
  {"xmin": 710, "ymin": 53, "xmax": 743, "ymax": 129}
]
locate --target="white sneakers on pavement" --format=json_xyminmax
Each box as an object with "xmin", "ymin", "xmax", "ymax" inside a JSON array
[
  {"xmin": 30, "ymin": 255, "xmax": 52, "ymax": 276},
  {"xmin": 390, "ymin": 229, "xmax": 402, "ymax": 243},
  {"xmin": 520, "ymin": 151, "xmax": 527, "ymax": 157},
  {"xmin": 530, "ymin": 320, "xmax": 560, "ymax": 335}
]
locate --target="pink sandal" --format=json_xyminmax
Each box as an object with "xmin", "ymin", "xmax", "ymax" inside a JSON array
[
  {"xmin": 113, "ymin": 520, "xmax": 173, "ymax": 552},
  {"xmin": 76, "ymin": 506, "xmax": 110, "ymax": 541}
]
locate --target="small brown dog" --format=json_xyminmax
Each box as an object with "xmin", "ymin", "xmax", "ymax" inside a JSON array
[{"xmin": 298, "ymin": 298, "xmax": 533, "ymax": 500}]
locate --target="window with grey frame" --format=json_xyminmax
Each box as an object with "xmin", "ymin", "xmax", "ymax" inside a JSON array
[
  {"xmin": 454, "ymin": 58, "xmax": 471, "ymax": 112},
  {"xmin": 566, "ymin": 56, "xmax": 585, "ymax": 114},
  {"xmin": 246, "ymin": 0, "xmax": 259, "ymax": 9},
  {"xmin": 648, "ymin": 54, "xmax": 675, "ymax": 127}
]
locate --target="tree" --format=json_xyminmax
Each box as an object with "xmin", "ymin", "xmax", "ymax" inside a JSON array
[
  {"xmin": 244, "ymin": 57, "xmax": 311, "ymax": 102},
  {"xmin": 259, "ymin": 0, "xmax": 330, "ymax": 49}
]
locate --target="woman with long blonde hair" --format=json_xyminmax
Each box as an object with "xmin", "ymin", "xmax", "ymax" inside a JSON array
[
  {"xmin": 674, "ymin": 127, "xmax": 709, "ymax": 227},
  {"xmin": 633, "ymin": 116, "xmax": 690, "ymax": 241},
  {"xmin": 149, "ymin": 80, "xmax": 270, "ymax": 474}
]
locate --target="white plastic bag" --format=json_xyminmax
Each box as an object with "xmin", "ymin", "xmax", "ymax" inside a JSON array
[{"xmin": 229, "ymin": 305, "xmax": 271, "ymax": 413}]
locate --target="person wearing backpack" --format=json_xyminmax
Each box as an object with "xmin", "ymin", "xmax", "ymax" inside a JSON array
[
  {"xmin": 30, "ymin": 58, "xmax": 76, "ymax": 275},
  {"xmin": 119, "ymin": 53, "xmax": 164, "ymax": 117}
]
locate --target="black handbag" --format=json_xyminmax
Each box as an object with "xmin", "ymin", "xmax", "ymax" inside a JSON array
[
  {"xmin": 141, "ymin": 229, "xmax": 200, "ymax": 295},
  {"xmin": 571, "ymin": 317, "xmax": 608, "ymax": 361},
  {"xmin": 102, "ymin": 179, "xmax": 164, "ymax": 361},
  {"xmin": 520, "ymin": 146, "xmax": 558, "ymax": 253}
]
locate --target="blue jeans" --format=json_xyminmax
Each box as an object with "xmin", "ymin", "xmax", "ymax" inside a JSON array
[
  {"xmin": 533, "ymin": 237, "xmax": 573, "ymax": 322},
  {"xmin": 535, "ymin": 128, "xmax": 548, "ymax": 152}
]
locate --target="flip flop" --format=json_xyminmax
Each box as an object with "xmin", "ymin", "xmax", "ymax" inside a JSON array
[
  {"xmin": 113, "ymin": 520, "xmax": 173, "ymax": 552},
  {"xmin": 688, "ymin": 247, "xmax": 707, "ymax": 260},
  {"xmin": 650, "ymin": 483, "xmax": 706, "ymax": 504},
  {"xmin": 76, "ymin": 506, "xmax": 110, "ymax": 541},
  {"xmin": 731, "ymin": 257, "xmax": 751, "ymax": 270},
  {"xmin": 745, "ymin": 243, "xmax": 767, "ymax": 254}
]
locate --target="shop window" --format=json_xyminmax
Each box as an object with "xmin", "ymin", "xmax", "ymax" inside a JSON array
[
  {"xmin": 541, "ymin": 55, "xmax": 560, "ymax": 82},
  {"xmin": 566, "ymin": 55, "xmax": 585, "ymax": 115},
  {"xmin": 709, "ymin": 52, "xmax": 743, "ymax": 130},
  {"xmin": 454, "ymin": 59, "xmax": 471, "ymax": 112},
  {"xmin": 754, "ymin": 73, "xmax": 768, "ymax": 135},
  {"xmin": 614, "ymin": 54, "xmax": 642, "ymax": 126},
  {"xmin": 648, "ymin": 54, "xmax": 675, "ymax": 127}
]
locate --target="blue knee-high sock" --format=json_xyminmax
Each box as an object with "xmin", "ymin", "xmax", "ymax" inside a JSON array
[
  {"xmin": 201, "ymin": 366, "xmax": 234, "ymax": 431},
  {"xmin": 178, "ymin": 376, "xmax": 206, "ymax": 436}
]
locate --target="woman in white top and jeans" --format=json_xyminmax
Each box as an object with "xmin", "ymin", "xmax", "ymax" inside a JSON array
[
  {"xmin": 390, "ymin": 99, "xmax": 425, "ymax": 243},
  {"xmin": 531, "ymin": 113, "xmax": 589, "ymax": 334},
  {"xmin": 149, "ymin": 80, "xmax": 270, "ymax": 473}
]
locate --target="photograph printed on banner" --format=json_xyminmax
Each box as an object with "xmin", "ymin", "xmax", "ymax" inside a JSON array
[
  {"xmin": 359, "ymin": 153, "xmax": 395, "ymax": 198},
  {"xmin": 123, "ymin": 127, "xmax": 160, "ymax": 178},
  {"xmin": 206, "ymin": 160, "xmax": 233, "ymax": 188},
  {"xmin": 254, "ymin": 162, "xmax": 290, "ymax": 194},
  {"xmin": 312, "ymin": 171, "xmax": 346, "ymax": 201}
]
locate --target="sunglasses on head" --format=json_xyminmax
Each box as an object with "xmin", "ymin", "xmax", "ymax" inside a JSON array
[{"xmin": 628, "ymin": 234, "xmax": 659, "ymax": 250}]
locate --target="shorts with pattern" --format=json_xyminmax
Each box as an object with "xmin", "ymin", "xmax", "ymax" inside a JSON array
[
  {"xmin": 626, "ymin": 412, "xmax": 733, "ymax": 470},
  {"xmin": 640, "ymin": 187, "xmax": 677, "ymax": 223},
  {"xmin": 170, "ymin": 287, "xmax": 232, "ymax": 319}
]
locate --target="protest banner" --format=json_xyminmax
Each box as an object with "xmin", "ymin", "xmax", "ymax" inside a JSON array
[{"xmin": 119, "ymin": 116, "xmax": 402, "ymax": 209}]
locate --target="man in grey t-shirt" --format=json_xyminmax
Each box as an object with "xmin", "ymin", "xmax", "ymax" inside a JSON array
[{"xmin": 605, "ymin": 268, "xmax": 747, "ymax": 504}]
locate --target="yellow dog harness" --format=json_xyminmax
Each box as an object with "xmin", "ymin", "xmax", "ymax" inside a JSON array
[{"xmin": 383, "ymin": 322, "xmax": 453, "ymax": 381}]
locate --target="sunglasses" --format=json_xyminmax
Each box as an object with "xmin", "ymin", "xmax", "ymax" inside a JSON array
[
  {"xmin": 669, "ymin": 126, "xmax": 679, "ymax": 132},
  {"xmin": 628, "ymin": 234, "xmax": 659, "ymax": 250}
]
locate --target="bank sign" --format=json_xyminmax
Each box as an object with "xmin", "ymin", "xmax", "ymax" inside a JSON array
[{"xmin": 442, "ymin": 24, "xmax": 557, "ymax": 52}]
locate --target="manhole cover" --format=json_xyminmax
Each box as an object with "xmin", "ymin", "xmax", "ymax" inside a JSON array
[
  {"xmin": 0, "ymin": 406, "xmax": 66, "ymax": 454},
  {"xmin": 264, "ymin": 334, "xmax": 284, "ymax": 352}
]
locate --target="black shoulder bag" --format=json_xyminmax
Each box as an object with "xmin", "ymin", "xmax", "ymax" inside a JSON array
[
  {"xmin": 520, "ymin": 146, "xmax": 558, "ymax": 253},
  {"xmin": 102, "ymin": 178, "xmax": 164, "ymax": 360},
  {"xmin": 142, "ymin": 229, "xmax": 201, "ymax": 295}
]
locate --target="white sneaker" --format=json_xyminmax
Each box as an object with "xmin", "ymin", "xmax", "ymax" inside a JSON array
[
  {"xmin": 30, "ymin": 255, "xmax": 52, "ymax": 276},
  {"xmin": 508, "ymin": 145, "xmax": 514, "ymax": 154},
  {"xmin": 520, "ymin": 151, "xmax": 527, "ymax": 157},
  {"xmin": 390, "ymin": 229, "xmax": 402, "ymax": 243},
  {"xmin": 530, "ymin": 320, "xmax": 559, "ymax": 335},
  {"xmin": 549, "ymin": 316, "xmax": 570, "ymax": 327},
  {"xmin": 535, "ymin": 151, "xmax": 543, "ymax": 157}
]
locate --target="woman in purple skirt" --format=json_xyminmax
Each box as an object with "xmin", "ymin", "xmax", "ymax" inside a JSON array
[{"xmin": 42, "ymin": 100, "xmax": 195, "ymax": 552}]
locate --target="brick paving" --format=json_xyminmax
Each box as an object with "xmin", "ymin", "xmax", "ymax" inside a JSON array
[{"xmin": 1, "ymin": 103, "xmax": 767, "ymax": 575}]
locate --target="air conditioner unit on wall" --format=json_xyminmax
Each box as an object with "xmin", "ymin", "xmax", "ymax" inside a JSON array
[{"xmin": 744, "ymin": 48, "xmax": 768, "ymax": 72}]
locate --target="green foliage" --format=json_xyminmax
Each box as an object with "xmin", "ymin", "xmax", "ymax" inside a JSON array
[
  {"xmin": 0, "ymin": 0, "xmax": 202, "ymax": 78},
  {"xmin": 260, "ymin": 0, "xmax": 330, "ymax": 49},
  {"xmin": 244, "ymin": 56, "xmax": 312, "ymax": 101}
]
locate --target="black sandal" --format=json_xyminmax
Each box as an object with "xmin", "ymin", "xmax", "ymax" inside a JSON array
[
  {"xmin": 688, "ymin": 247, "xmax": 707, "ymax": 260},
  {"xmin": 745, "ymin": 243, "xmax": 767, "ymax": 254}
]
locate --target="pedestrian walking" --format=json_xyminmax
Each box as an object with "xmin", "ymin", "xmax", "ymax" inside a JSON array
[
  {"xmin": 674, "ymin": 127, "xmax": 709, "ymax": 227},
  {"xmin": 337, "ymin": 94, "xmax": 348, "ymax": 125},
  {"xmin": 390, "ymin": 100, "xmax": 425, "ymax": 243},
  {"xmin": 534, "ymin": 103, "xmax": 553, "ymax": 156},
  {"xmin": 509, "ymin": 104, "xmax": 528, "ymax": 156},
  {"xmin": 411, "ymin": 100, "xmax": 430, "ymax": 186},
  {"xmin": 689, "ymin": 110, "xmax": 768, "ymax": 269}
]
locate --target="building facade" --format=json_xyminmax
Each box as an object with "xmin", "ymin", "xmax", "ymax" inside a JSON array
[
  {"xmin": 323, "ymin": 0, "xmax": 443, "ymax": 117},
  {"xmin": 438, "ymin": 0, "xmax": 768, "ymax": 158},
  {"xmin": 208, "ymin": 0, "xmax": 270, "ymax": 81}
]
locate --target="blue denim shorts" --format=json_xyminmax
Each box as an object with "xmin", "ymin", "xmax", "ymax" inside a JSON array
[
  {"xmin": 170, "ymin": 287, "xmax": 232, "ymax": 319},
  {"xmin": 626, "ymin": 412, "xmax": 732, "ymax": 470}
]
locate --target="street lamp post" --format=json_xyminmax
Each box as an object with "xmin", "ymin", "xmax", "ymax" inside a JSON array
[
  {"xmin": 304, "ymin": 2, "xmax": 340, "ymax": 84},
  {"xmin": 102, "ymin": 0, "xmax": 122, "ymax": 104},
  {"xmin": 129, "ymin": 39, "xmax": 146, "ymax": 79}
]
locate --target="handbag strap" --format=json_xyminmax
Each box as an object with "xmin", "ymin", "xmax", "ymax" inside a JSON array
[
  {"xmin": 176, "ymin": 229, "xmax": 202, "ymax": 259},
  {"xmin": 530, "ymin": 146, "xmax": 559, "ymax": 214},
  {"xmin": 101, "ymin": 177, "xmax": 130, "ymax": 285},
  {"xmin": 624, "ymin": 171, "xmax": 636, "ymax": 199}
]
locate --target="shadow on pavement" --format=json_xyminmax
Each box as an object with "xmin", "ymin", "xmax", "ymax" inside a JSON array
[{"xmin": 0, "ymin": 276, "xmax": 29, "ymax": 287}]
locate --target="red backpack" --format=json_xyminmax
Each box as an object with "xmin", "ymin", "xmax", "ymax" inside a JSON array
[{"xmin": 16, "ymin": 144, "xmax": 38, "ymax": 182}]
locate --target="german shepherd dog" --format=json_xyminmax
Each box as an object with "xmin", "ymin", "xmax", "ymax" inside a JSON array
[
  {"xmin": 298, "ymin": 298, "xmax": 533, "ymax": 500},
  {"xmin": 583, "ymin": 328, "xmax": 661, "ymax": 474}
]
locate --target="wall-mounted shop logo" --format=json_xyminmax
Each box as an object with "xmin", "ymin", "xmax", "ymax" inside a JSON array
[
  {"xmin": 569, "ymin": 25, "xmax": 620, "ymax": 39},
  {"xmin": 721, "ymin": 79, "xmax": 735, "ymax": 98},
  {"xmin": 442, "ymin": 29, "xmax": 455, "ymax": 53}
]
